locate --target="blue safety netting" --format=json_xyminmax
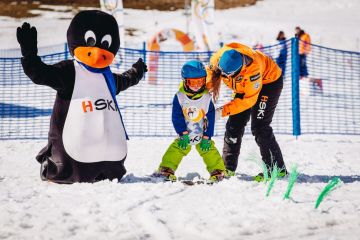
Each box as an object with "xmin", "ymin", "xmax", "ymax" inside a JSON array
[
  {"xmin": 298, "ymin": 42, "xmax": 360, "ymax": 134},
  {"xmin": 0, "ymin": 39, "xmax": 359, "ymax": 139}
]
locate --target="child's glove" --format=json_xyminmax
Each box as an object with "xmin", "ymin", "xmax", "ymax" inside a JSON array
[
  {"xmin": 132, "ymin": 58, "xmax": 148, "ymax": 77},
  {"xmin": 178, "ymin": 134, "xmax": 190, "ymax": 150},
  {"xmin": 17, "ymin": 22, "xmax": 38, "ymax": 57},
  {"xmin": 200, "ymin": 138, "xmax": 211, "ymax": 152}
]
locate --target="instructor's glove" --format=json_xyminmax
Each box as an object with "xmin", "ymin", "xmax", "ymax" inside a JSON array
[
  {"xmin": 215, "ymin": 107, "xmax": 223, "ymax": 121},
  {"xmin": 178, "ymin": 134, "xmax": 190, "ymax": 150},
  {"xmin": 132, "ymin": 58, "xmax": 148, "ymax": 78},
  {"xmin": 200, "ymin": 138, "xmax": 211, "ymax": 152},
  {"xmin": 17, "ymin": 22, "xmax": 38, "ymax": 57}
]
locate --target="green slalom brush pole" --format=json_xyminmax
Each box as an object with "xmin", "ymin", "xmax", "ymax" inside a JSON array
[
  {"xmin": 261, "ymin": 161, "xmax": 269, "ymax": 182},
  {"xmin": 283, "ymin": 164, "xmax": 299, "ymax": 200},
  {"xmin": 315, "ymin": 177, "xmax": 343, "ymax": 209},
  {"xmin": 247, "ymin": 152, "xmax": 269, "ymax": 182},
  {"xmin": 266, "ymin": 164, "xmax": 278, "ymax": 197}
]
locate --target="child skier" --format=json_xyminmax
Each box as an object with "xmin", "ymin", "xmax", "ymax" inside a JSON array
[{"xmin": 154, "ymin": 60, "xmax": 226, "ymax": 183}]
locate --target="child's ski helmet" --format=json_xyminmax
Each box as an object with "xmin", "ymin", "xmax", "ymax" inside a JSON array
[{"xmin": 181, "ymin": 60, "xmax": 207, "ymax": 94}]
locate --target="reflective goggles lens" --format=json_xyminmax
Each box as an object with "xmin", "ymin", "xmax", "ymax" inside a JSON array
[
  {"xmin": 185, "ymin": 77, "xmax": 206, "ymax": 89},
  {"xmin": 220, "ymin": 67, "xmax": 242, "ymax": 78}
]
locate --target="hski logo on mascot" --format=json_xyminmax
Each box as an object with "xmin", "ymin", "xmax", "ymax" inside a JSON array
[{"xmin": 82, "ymin": 99, "xmax": 118, "ymax": 113}]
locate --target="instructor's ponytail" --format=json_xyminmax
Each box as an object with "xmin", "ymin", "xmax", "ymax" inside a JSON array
[{"xmin": 209, "ymin": 67, "xmax": 222, "ymax": 103}]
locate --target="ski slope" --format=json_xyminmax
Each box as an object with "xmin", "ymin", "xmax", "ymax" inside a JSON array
[{"xmin": 0, "ymin": 136, "xmax": 360, "ymax": 239}]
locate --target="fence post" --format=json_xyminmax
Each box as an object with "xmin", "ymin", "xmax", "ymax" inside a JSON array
[
  {"xmin": 291, "ymin": 37, "xmax": 301, "ymax": 136},
  {"xmin": 142, "ymin": 41, "xmax": 147, "ymax": 63},
  {"xmin": 64, "ymin": 43, "xmax": 68, "ymax": 60}
]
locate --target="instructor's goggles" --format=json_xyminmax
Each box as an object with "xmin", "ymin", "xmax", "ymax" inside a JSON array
[
  {"xmin": 185, "ymin": 77, "xmax": 206, "ymax": 90},
  {"xmin": 219, "ymin": 66, "xmax": 242, "ymax": 79},
  {"xmin": 219, "ymin": 67, "xmax": 243, "ymax": 84}
]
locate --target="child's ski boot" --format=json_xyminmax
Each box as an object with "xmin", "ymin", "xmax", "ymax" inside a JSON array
[
  {"xmin": 208, "ymin": 169, "xmax": 226, "ymax": 183},
  {"xmin": 154, "ymin": 166, "xmax": 177, "ymax": 182}
]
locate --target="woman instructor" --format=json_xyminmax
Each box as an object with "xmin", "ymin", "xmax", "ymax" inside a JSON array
[{"xmin": 207, "ymin": 42, "xmax": 287, "ymax": 181}]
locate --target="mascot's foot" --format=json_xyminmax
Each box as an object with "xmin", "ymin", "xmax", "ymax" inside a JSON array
[{"xmin": 39, "ymin": 158, "xmax": 126, "ymax": 184}]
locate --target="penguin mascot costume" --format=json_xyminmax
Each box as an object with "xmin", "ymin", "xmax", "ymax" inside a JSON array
[{"xmin": 16, "ymin": 10, "xmax": 147, "ymax": 183}]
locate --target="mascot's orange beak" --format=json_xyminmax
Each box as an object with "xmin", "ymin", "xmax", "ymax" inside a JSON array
[{"xmin": 74, "ymin": 46, "xmax": 114, "ymax": 68}]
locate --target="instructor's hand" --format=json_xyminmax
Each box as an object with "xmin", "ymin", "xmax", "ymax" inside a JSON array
[
  {"xmin": 215, "ymin": 107, "xmax": 223, "ymax": 121},
  {"xmin": 17, "ymin": 22, "xmax": 38, "ymax": 57}
]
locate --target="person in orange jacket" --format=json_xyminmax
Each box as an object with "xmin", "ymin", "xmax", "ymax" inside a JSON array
[
  {"xmin": 206, "ymin": 42, "xmax": 287, "ymax": 181},
  {"xmin": 295, "ymin": 26, "xmax": 311, "ymax": 78}
]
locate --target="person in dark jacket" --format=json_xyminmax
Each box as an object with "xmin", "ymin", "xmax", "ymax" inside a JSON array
[{"xmin": 276, "ymin": 31, "xmax": 287, "ymax": 76}]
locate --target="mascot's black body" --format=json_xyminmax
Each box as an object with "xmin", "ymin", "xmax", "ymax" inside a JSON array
[{"xmin": 17, "ymin": 10, "xmax": 147, "ymax": 183}]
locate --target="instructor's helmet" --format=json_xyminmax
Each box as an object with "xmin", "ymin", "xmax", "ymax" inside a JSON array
[
  {"xmin": 181, "ymin": 60, "xmax": 207, "ymax": 94},
  {"xmin": 218, "ymin": 49, "xmax": 243, "ymax": 77}
]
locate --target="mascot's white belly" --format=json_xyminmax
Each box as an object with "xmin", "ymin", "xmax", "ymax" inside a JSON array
[{"xmin": 63, "ymin": 61, "xmax": 127, "ymax": 162}]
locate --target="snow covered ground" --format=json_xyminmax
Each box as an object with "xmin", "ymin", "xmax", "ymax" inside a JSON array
[{"xmin": 1, "ymin": 136, "xmax": 360, "ymax": 240}]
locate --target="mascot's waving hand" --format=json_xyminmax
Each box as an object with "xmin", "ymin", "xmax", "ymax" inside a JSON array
[{"xmin": 17, "ymin": 10, "xmax": 147, "ymax": 183}]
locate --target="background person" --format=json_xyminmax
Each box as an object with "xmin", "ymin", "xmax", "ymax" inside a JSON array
[
  {"xmin": 295, "ymin": 26, "xmax": 311, "ymax": 79},
  {"xmin": 276, "ymin": 30, "xmax": 287, "ymax": 76}
]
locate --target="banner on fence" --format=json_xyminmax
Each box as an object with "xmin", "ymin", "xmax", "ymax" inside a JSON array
[
  {"xmin": 100, "ymin": 0, "xmax": 125, "ymax": 49},
  {"xmin": 191, "ymin": 0, "xmax": 217, "ymax": 51}
]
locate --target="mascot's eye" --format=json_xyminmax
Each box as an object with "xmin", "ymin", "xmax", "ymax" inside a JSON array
[
  {"xmin": 101, "ymin": 35, "xmax": 112, "ymax": 49},
  {"xmin": 84, "ymin": 30, "xmax": 96, "ymax": 46}
]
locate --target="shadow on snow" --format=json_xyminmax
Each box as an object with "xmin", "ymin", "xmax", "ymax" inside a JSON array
[
  {"xmin": 236, "ymin": 173, "xmax": 360, "ymax": 183},
  {"xmin": 120, "ymin": 172, "xmax": 203, "ymax": 184}
]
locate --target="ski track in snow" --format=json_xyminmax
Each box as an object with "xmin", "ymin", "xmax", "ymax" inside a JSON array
[{"xmin": 0, "ymin": 136, "xmax": 360, "ymax": 240}]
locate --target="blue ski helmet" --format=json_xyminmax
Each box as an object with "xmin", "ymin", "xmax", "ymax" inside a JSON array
[
  {"xmin": 181, "ymin": 60, "xmax": 207, "ymax": 79},
  {"xmin": 218, "ymin": 49, "xmax": 243, "ymax": 76},
  {"xmin": 181, "ymin": 60, "xmax": 207, "ymax": 94}
]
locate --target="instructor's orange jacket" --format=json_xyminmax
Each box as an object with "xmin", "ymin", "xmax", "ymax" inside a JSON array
[{"xmin": 206, "ymin": 42, "xmax": 282, "ymax": 117}]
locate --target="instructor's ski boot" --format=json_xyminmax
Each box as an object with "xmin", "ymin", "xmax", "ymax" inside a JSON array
[
  {"xmin": 253, "ymin": 169, "xmax": 288, "ymax": 182},
  {"xmin": 225, "ymin": 169, "xmax": 236, "ymax": 178},
  {"xmin": 208, "ymin": 169, "xmax": 226, "ymax": 183},
  {"xmin": 277, "ymin": 169, "xmax": 288, "ymax": 178},
  {"xmin": 154, "ymin": 166, "xmax": 177, "ymax": 182},
  {"xmin": 253, "ymin": 173, "xmax": 267, "ymax": 182}
]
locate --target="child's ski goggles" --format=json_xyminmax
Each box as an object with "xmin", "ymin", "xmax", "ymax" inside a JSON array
[{"xmin": 185, "ymin": 77, "xmax": 206, "ymax": 89}]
